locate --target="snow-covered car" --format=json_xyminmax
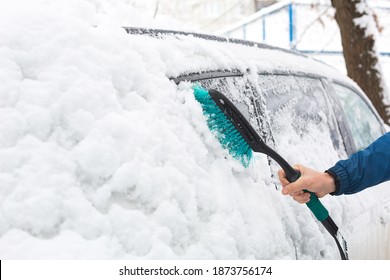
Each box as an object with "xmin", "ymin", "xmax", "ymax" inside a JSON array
[
  {"xmin": 1, "ymin": 14, "xmax": 390, "ymax": 259},
  {"xmin": 136, "ymin": 28, "xmax": 390, "ymax": 259}
]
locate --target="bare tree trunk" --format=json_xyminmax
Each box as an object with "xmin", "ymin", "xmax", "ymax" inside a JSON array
[{"xmin": 331, "ymin": 0, "xmax": 390, "ymax": 125}]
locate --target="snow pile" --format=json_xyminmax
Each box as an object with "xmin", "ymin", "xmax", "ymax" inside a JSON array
[
  {"xmin": 0, "ymin": 0, "xmax": 284, "ymax": 259},
  {"xmin": 0, "ymin": 0, "xmax": 389, "ymax": 260}
]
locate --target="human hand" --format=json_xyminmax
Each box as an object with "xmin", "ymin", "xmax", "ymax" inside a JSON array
[{"xmin": 278, "ymin": 164, "xmax": 336, "ymax": 203}]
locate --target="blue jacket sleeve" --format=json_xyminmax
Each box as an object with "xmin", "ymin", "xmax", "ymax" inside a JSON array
[{"xmin": 328, "ymin": 132, "xmax": 390, "ymax": 195}]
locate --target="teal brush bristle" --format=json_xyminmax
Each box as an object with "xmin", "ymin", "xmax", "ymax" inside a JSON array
[{"xmin": 193, "ymin": 86, "xmax": 253, "ymax": 167}]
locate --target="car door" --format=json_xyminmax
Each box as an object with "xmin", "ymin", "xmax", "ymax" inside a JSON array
[{"xmin": 326, "ymin": 81, "xmax": 390, "ymax": 259}]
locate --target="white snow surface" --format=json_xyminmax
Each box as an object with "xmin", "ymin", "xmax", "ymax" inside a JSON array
[
  {"xmin": 1, "ymin": 0, "xmax": 390, "ymax": 259},
  {"xmin": 354, "ymin": 1, "xmax": 380, "ymax": 39}
]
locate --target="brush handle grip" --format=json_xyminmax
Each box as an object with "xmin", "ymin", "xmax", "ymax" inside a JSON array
[
  {"xmin": 304, "ymin": 190, "xmax": 329, "ymax": 222},
  {"xmin": 286, "ymin": 169, "xmax": 329, "ymax": 222}
]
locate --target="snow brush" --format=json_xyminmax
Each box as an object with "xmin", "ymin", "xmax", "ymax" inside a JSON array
[{"xmin": 193, "ymin": 85, "xmax": 348, "ymax": 260}]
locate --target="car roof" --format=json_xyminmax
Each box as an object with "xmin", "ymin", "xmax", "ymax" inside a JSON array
[{"xmin": 123, "ymin": 27, "xmax": 357, "ymax": 89}]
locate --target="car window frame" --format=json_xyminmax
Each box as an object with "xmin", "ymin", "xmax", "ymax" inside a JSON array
[
  {"xmin": 172, "ymin": 69, "xmax": 385, "ymax": 159},
  {"xmin": 172, "ymin": 70, "xmax": 244, "ymax": 85}
]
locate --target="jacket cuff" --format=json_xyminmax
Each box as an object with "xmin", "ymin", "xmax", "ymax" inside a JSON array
[{"xmin": 327, "ymin": 164, "xmax": 350, "ymax": 196}]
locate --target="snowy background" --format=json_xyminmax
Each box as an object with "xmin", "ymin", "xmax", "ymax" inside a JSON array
[
  {"xmin": 218, "ymin": 0, "xmax": 390, "ymax": 94},
  {"xmin": 1, "ymin": 0, "xmax": 390, "ymax": 260}
]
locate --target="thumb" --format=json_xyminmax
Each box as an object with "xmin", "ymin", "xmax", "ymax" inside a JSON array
[{"xmin": 283, "ymin": 177, "xmax": 307, "ymax": 195}]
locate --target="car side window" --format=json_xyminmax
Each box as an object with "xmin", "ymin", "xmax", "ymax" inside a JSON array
[
  {"xmin": 258, "ymin": 75, "xmax": 344, "ymax": 159},
  {"xmin": 333, "ymin": 84, "xmax": 383, "ymax": 151},
  {"xmin": 196, "ymin": 75, "xmax": 272, "ymax": 143}
]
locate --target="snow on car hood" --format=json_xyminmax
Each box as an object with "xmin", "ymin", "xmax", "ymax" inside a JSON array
[{"xmin": 0, "ymin": 0, "xmax": 389, "ymax": 259}]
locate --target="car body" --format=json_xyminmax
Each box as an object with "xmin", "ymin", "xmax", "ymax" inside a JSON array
[{"xmin": 125, "ymin": 27, "xmax": 390, "ymax": 259}]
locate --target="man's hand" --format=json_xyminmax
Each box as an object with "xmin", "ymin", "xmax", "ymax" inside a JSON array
[{"xmin": 278, "ymin": 164, "xmax": 336, "ymax": 203}]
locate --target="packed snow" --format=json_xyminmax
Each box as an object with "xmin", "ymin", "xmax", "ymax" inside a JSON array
[{"xmin": 1, "ymin": 0, "xmax": 390, "ymax": 260}]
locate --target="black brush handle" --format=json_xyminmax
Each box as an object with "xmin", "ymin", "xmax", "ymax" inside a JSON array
[
  {"xmin": 207, "ymin": 88, "xmax": 343, "ymax": 258},
  {"xmin": 272, "ymin": 149, "xmax": 346, "ymax": 259}
]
